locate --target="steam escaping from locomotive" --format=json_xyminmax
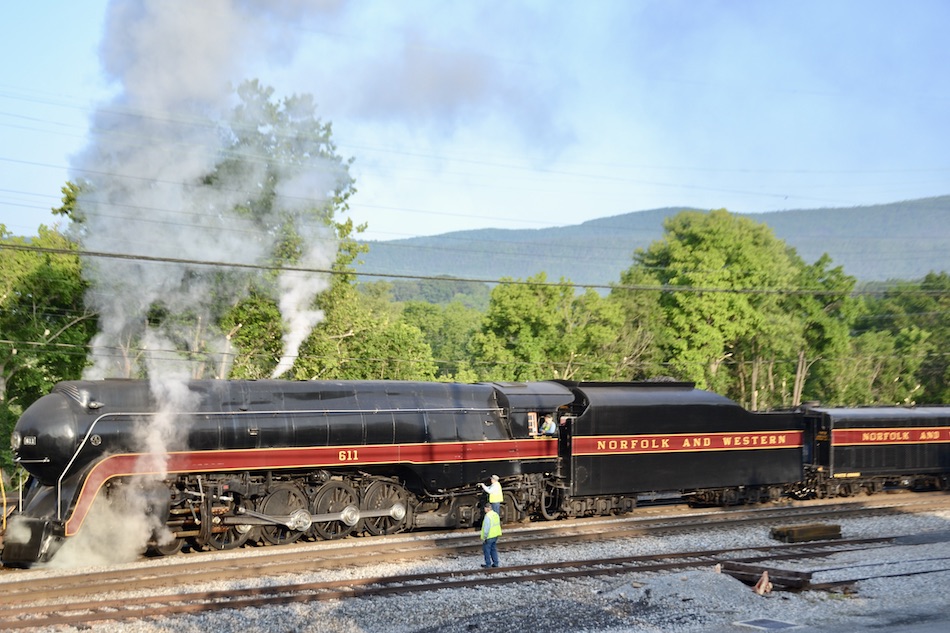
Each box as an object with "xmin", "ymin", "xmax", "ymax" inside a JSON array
[
  {"xmin": 43, "ymin": 486, "xmax": 162, "ymax": 569},
  {"xmin": 53, "ymin": 1, "xmax": 348, "ymax": 565},
  {"xmin": 272, "ymin": 244, "xmax": 332, "ymax": 378},
  {"xmin": 74, "ymin": 0, "xmax": 347, "ymax": 384}
]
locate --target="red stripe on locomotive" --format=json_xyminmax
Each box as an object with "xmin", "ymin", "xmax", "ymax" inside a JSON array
[{"xmin": 65, "ymin": 437, "xmax": 558, "ymax": 535}]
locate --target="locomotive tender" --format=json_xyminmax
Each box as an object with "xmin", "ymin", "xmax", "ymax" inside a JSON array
[{"xmin": 3, "ymin": 378, "xmax": 949, "ymax": 567}]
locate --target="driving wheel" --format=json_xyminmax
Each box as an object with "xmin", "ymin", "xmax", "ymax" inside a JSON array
[
  {"xmin": 260, "ymin": 484, "xmax": 310, "ymax": 545},
  {"xmin": 309, "ymin": 481, "xmax": 359, "ymax": 540},
  {"xmin": 362, "ymin": 480, "xmax": 410, "ymax": 536}
]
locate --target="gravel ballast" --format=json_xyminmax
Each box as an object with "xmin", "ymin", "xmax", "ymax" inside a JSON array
[{"xmin": 9, "ymin": 508, "xmax": 950, "ymax": 633}]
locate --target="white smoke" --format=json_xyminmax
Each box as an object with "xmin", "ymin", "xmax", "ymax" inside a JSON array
[
  {"xmin": 272, "ymin": 240, "xmax": 333, "ymax": 377},
  {"xmin": 59, "ymin": 0, "xmax": 349, "ymax": 566},
  {"xmin": 44, "ymin": 486, "xmax": 157, "ymax": 569},
  {"xmin": 74, "ymin": 0, "xmax": 347, "ymax": 382}
]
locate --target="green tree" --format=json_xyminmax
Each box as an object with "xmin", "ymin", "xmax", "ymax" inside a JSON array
[
  {"xmin": 854, "ymin": 272, "xmax": 950, "ymax": 403},
  {"xmin": 288, "ymin": 281, "xmax": 438, "ymax": 380},
  {"xmin": 356, "ymin": 281, "xmax": 403, "ymax": 324},
  {"xmin": 64, "ymin": 80, "xmax": 359, "ymax": 380},
  {"xmin": 625, "ymin": 209, "xmax": 853, "ymax": 408},
  {"xmin": 219, "ymin": 291, "xmax": 283, "ymax": 379},
  {"xmin": 0, "ymin": 226, "xmax": 94, "ymax": 403},
  {"xmin": 51, "ymin": 181, "xmax": 85, "ymax": 223},
  {"xmin": 279, "ymin": 219, "xmax": 438, "ymax": 381},
  {"xmin": 0, "ymin": 225, "xmax": 96, "ymax": 469},
  {"xmin": 903, "ymin": 273, "xmax": 950, "ymax": 403},
  {"xmin": 632, "ymin": 211, "xmax": 797, "ymax": 397},
  {"xmin": 384, "ymin": 277, "xmax": 491, "ymax": 310},
  {"xmin": 826, "ymin": 327, "xmax": 928, "ymax": 405},
  {"xmin": 610, "ymin": 264, "xmax": 670, "ymax": 381},
  {"xmin": 207, "ymin": 80, "xmax": 359, "ymax": 378},
  {"xmin": 401, "ymin": 300, "xmax": 482, "ymax": 379},
  {"xmin": 469, "ymin": 273, "xmax": 624, "ymax": 382},
  {"xmin": 789, "ymin": 255, "xmax": 860, "ymax": 405}
]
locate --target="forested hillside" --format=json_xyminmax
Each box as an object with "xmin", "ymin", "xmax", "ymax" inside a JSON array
[{"xmin": 356, "ymin": 196, "xmax": 950, "ymax": 286}]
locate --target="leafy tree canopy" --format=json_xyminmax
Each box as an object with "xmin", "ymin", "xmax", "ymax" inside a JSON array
[
  {"xmin": 401, "ymin": 299, "xmax": 483, "ymax": 379},
  {"xmin": 0, "ymin": 225, "xmax": 95, "ymax": 470},
  {"xmin": 624, "ymin": 209, "xmax": 863, "ymax": 408},
  {"xmin": 469, "ymin": 273, "xmax": 624, "ymax": 382}
]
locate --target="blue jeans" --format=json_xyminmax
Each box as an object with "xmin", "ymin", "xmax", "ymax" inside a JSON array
[
  {"xmin": 490, "ymin": 502, "xmax": 500, "ymax": 514},
  {"xmin": 482, "ymin": 537, "xmax": 499, "ymax": 567}
]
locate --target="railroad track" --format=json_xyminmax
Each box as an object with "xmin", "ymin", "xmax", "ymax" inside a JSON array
[
  {"xmin": 1, "ymin": 493, "xmax": 942, "ymax": 599},
  {"xmin": 4, "ymin": 536, "xmax": 950, "ymax": 630},
  {"xmin": 722, "ymin": 529, "xmax": 950, "ymax": 591},
  {"xmin": 1, "ymin": 493, "xmax": 948, "ymax": 629}
]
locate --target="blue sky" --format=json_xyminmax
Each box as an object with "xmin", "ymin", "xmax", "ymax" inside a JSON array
[{"xmin": 1, "ymin": 0, "xmax": 948, "ymax": 241}]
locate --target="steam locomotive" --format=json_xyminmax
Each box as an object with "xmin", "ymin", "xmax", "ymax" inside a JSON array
[{"xmin": 3, "ymin": 378, "xmax": 949, "ymax": 567}]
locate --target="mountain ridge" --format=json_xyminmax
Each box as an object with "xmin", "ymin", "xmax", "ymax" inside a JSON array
[{"xmin": 355, "ymin": 196, "xmax": 950, "ymax": 285}]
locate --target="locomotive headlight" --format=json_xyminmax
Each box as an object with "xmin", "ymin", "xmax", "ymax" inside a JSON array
[{"xmin": 10, "ymin": 431, "xmax": 20, "ymax": 451}]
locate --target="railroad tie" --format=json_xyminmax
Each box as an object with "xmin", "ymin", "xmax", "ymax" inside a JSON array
[
  {"xmin": 719, "ymin": 561, "xmax": 813, "ymax": 591},
  {"xmin": 769, "ymin": 523, "xmax": 842, "ymax": 543}
]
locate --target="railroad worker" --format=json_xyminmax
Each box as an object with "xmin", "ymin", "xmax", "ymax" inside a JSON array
[
  {"xmin": 480, "ymin": 502, "xmax": 502, "ymax": 568},
  {"xmin": 479, "ymin": 474, "xmax": 503, "ymax": 514},
  {"xmin": 540, "ymin": 414, "xmax": 557, "ymax": 435}
]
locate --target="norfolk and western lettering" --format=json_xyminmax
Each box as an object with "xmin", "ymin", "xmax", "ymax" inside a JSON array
[{"xmin": 573, "ymin": 431, "xmax": 802, "ymax": 455}]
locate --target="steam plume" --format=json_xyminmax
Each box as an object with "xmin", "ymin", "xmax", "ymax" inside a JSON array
[
  {"xmin": 76, "ymin": 1, "xmax": 346, "ymax": 384},
  {"xmin": 59, "ymin": 0, "xmax": 348, "ymax": 566}
]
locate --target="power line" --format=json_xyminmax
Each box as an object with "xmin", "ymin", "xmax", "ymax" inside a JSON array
[
  {"xmin": 3, "ymin": 336, "xmax": 947, "ymax": 376},
  {"xmin": 2, "ymin": 241, "xmax": 949, "ymax": 298}
]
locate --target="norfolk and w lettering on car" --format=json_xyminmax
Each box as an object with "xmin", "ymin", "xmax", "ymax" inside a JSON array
[
  {"xmin": 833, "ymin": 427, "xmax": 950, "ymax": 445},
  {"xmin": 591, "ymin": 432, "xmax": 797, "ymax": 454}
]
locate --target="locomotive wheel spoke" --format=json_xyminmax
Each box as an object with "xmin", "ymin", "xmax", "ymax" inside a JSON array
[
  {"xmin": 199, "ymin": 495, "xmax": 255, "ymax": 551},
  {"xmin": 310, "ymin": 481, "xmax": 358, "ymax": 540},
  {"xmin": 206, "ymin": 523, "xmax": 253, "ymax": 550},
  {"xmin": 362, "ymin": 480, "xmax": 410, "ymax": 536},
  {"xmin": 260, "ymin": 484, "xmax": 309, "ymax": 545}
]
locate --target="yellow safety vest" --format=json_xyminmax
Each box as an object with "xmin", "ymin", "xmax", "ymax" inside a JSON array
[
  {"xmin": 481, "ymin": 510, "xmax": 502, "ymax": 540},
  {"xmin": 485, "ymin": 481, "xmax": 503, "ymax": 503}
]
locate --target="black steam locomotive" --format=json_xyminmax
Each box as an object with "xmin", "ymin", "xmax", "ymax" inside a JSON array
[{"xmin": 3, "ymin": 378, "xmax": 949, "ymax": 566}]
